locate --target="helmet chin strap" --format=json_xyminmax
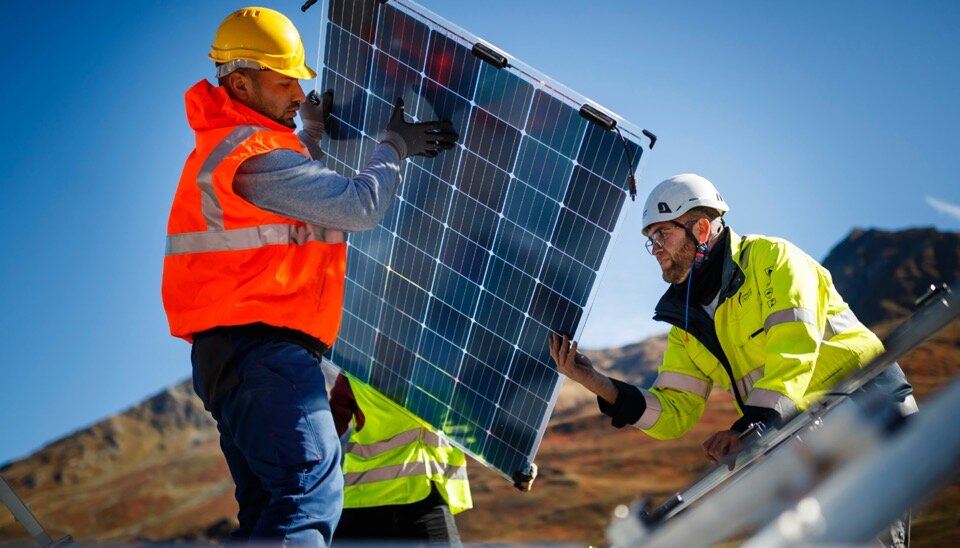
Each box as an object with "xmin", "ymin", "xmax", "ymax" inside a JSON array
[
  {"xmin": 680, "ymin": 218, "xmax": 711, "ymax": 269},
  {"xmin": 681, "ymin": 218, "xmax": 711, "ymax": 342}
]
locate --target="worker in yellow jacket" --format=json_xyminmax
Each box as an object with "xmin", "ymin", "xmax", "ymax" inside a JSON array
[
  {"xmin": 330, "ymin": 373, "xmax": 472, "ymax": 545},
  {"xmin": 551, "ymin": 172, "xmax": 915, "ymax": 451},
  {"xmin": 550, "ymin": 174, "xmax": 915, "ymax": 546}
]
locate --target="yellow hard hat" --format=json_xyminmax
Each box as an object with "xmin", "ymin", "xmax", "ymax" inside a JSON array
[{"xmin": 209, "ymin": 6, "xmax": 316, "ymax": 80}]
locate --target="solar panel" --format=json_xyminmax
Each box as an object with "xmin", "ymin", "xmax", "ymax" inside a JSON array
[{"xmin": 315, "ymin": 0, "xmax": 655, "ymax": 480}]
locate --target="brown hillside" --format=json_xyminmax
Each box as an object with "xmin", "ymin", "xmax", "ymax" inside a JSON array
[
  {"xmin": 822, "ymin": 227, "xmax": 960, "ymax": 324},
  {"xmin": 0, "ymin": 382, "xmax": 232, "ymax": 542}
]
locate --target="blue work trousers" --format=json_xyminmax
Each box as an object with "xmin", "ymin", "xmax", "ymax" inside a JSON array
[{"xmin": 192, "ymin": 333, "xmax": 343, "ymax": 545}]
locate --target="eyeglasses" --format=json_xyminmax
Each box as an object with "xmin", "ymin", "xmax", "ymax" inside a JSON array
[
  {"xmin": 644, "ymin": 227, "xmax": 672, "ymax": 254},
  {"xmin": 644, "ymin": 221, "xmax": 689, "ymax": 254}
]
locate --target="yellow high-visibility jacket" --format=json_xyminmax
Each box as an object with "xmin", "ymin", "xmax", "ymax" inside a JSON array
[
  {"xmin": 341, "ymin": 376, "xmax": 473, "ymax": 514},
  {"xmin": 606, "ymin": 229, "xmax": 885, "ymax": 439}
]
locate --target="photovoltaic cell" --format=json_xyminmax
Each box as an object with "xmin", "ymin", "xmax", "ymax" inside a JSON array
[{"xmin": 317, "ymin": 0, "xmax": 653, "ymax": 479}]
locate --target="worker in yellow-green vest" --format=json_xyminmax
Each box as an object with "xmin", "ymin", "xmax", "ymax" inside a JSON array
[
  {"xmin": 330, "ymin": 373, "xmax": 472, "ymax": 545},
  {"xmin": 550, "ymin": 174, "xmax": 916, "ymax": 547}
]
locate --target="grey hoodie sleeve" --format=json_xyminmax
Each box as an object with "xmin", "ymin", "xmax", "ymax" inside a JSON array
[{"xmin": 233, "ymin": 142, "xmax": 402, "ymax": 232}]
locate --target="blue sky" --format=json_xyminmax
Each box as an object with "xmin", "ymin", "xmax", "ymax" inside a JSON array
[{"xmin": 1, "ymin": 0, "xmax": 958, "ymax": 464}]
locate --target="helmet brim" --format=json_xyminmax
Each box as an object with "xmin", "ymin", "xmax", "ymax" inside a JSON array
[{"xmin": 273, "ymin": 64, "xmax": 317, "ymax": 80}]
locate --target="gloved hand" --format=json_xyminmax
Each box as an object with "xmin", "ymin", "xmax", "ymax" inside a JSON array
[
  {"xmin": 382, "ymin": 97, "xmax": 458, "ymax": 159},
  {"xmin": 299, "ymin": 89, "xmax": 333, "ymax": 142},
  {"xmin": 330, "ymin": 374, "xmax": 365, "ymax": 438},
  {"xmin": 512, "ymin": 463, "xmax": 538, "ymax": 492}
]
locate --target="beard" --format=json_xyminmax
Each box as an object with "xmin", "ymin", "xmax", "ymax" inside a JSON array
[
  {"xmin": 251, "ymin": 97, "xmax": 297, "ymax": 128},
  {"xmin": 246, "ymin": 82, "xmax": 298, "ymax": 128},
  {"xmin": 274, "ymin": 110, "xmax": 297, "ymax": 128},
  {"xmin": 660, "ymin": 238, "xmax": 696, "ymax": 284}
]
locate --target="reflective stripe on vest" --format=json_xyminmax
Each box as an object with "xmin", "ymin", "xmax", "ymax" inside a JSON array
[
  {"xmin": 824, "ymin": 308, "xmax": 862, "ymax": 340},
  {"xmin": 764, "ymin": 307, "xmax": 818, "ymax": 334},
  {"xmin": 745, "ymin": 387, "xmax": 797, "ymax": 417},
  {"xmin": 654, "ymin": 371, "xmax": 711, "ymax": 399},
  {"xmin": 735, "ymin": 366, "xmax": 765, "ymax": 401},
  {"xmin": 198, "ymin": 126, "xmax": 261, "ymax": 230},
  {"xmin": 344, "ymin": 460, "xmax": 468, "ymax": 486},
  {"xmin": 345, "ymin": 428, "xmax": 448, "ymax": 460},
  {"xmin": 166, "ymin": 222, "xmax": 345, "ymax": 255},
  {"xmin": 764, "ymin": 307, "xmax": 862, "ymax": 342},
  {"xmin": 636, "ymin": 389, "xmax": 662, "ymax": 430},
  {"xmin": 167, "ymin": 124, "xmax": 345, "ymax": 256}
]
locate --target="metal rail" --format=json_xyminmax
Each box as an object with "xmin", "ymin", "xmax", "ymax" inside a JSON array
[
  {"xmin": 744, "ymin": 374, "xmax": 960, "ymax": 546},
  {"xmin": 606, "ymin": 283, "xmax": 959, "ymax": 546},
  {"xmin": 1, "ymin": 473, "xmax": 72, "ymax": 546}
]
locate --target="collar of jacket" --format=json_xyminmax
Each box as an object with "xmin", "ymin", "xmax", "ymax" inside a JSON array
[
  {"xmin": 184, "ymin": 78, "xmax": 296, "ymax": 134},
  {"xmin": 652, "ymin": 227, "xmax": 750, "ymax": 408},
  {"xmin": 653, "ymin": 228, "xmax": 747, "ymax": 320}
]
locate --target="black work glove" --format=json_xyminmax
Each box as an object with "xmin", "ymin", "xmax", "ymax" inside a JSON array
[
  {"xmin": 512, "ymin": 463, "xmax": 538, "ymax": 492},
  {"xmin": 382, "ymin": 97, "xmax": 458, "ymax": 159},
  {"xmin": 300, "ymin": 89, "xmax": 333, "ymax": 142}
]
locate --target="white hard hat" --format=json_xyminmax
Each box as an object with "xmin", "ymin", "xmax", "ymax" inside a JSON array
[{"xmin": 641, "ymin": 173, "xmax": 729, "ymax": 233}]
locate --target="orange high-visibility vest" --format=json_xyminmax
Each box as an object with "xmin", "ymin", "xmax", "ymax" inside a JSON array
[{"xmin": 162, "ymin": 80, "xmax": 346, "ymax": 345}]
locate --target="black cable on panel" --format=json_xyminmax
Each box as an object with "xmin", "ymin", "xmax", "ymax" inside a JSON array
[{"xmin": 579, "ymin": 104, "xmax": 653, "ymax": 201}]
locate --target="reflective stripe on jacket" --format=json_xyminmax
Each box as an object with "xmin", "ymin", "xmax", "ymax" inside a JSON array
[
  {"xmin": 162, "ymin": 80, "xmax": 346, "ymax": 344},
  {"xmin": 636, "ymin": 229, "xmax": 884, "ymax": 439},
  {"xmin": 342, "ymin": 376, "xmax": 472, "ymax": 514}
]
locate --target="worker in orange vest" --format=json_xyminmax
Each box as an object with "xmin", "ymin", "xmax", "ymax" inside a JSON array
[{"xmin": 161, "ymin": 7, "xmax": 457, "ymax": 545}]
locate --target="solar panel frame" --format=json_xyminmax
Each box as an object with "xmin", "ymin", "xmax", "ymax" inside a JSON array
[{"xmin": 314, "ymin": 0, "xmax": 654, "ymax": 480}]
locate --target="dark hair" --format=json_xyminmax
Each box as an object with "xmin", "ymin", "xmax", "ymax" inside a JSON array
[{"xmin": 684, "ymin": 206, "xmax": 723, "ymax": 222}]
